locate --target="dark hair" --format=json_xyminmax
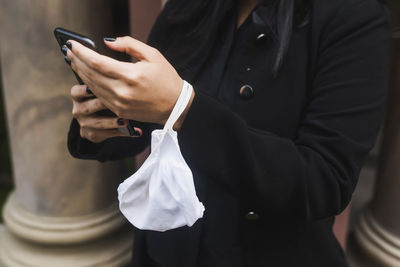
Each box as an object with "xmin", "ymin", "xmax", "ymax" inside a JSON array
[{"xmin": 163, "ymin": 0, "xmax": 312, "ymax": 79}]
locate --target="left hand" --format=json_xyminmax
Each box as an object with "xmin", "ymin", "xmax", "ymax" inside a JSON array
[{"xmin": 65, "ymin": 36, "xmax": 194, "ymax": 130}]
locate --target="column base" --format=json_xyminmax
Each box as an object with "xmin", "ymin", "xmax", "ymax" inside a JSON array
[
  {"xmin": 347, "ymin": 208, "xmax": 400, "ymax": 267},
  {"xmin": 0, "ymin": 226, "xmax": 132, "ymax": 267},
  {"xmin": 0, "ymin": 193, "xmax": 133, "ymax": 267}
]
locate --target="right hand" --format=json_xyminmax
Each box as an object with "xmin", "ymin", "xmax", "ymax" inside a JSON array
[{"xmin": 70, "ymin": 84, "xmax": 142, "ymax": 143}]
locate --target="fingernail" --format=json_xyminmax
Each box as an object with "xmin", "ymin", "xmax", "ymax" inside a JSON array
[
  {"xmin": 61, "ymin": 46, "xmax": 67, "ymax": 56},
  {"xmin": 117, "ymin": 118, "xmax": 125, "ymax": 126},
  {"xmin": 86, "ymin": 87, "xmax": 93, "ymax": 95},
  {"xmin": 64, "ymin": 56, "xmax": 71, "ymax": 65},
  {"xmin": 133, "ymin": 131, "xmax": 141, "ymax": 137},
  {"xmin": 104, "ymin": 37, "xmax": 116, "ymax": 42},
  {"xmin": 66, "ymin": 41, "xmax": 72, "ymax": 50}
]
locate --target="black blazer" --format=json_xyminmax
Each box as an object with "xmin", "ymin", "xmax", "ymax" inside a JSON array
[{"xmin": 67, "ymin": 0, "xmax": 391, "ymax": 266}]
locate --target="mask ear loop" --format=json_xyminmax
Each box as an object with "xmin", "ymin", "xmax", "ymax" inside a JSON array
[{"xmin": 163, "ymin": 81, "xmax": 193, "ymax": 131}]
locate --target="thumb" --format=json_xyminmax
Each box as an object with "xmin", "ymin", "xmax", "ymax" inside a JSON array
[{"xmin": 104, "ymin": 36, "xmax": 156, "ymax": 61}]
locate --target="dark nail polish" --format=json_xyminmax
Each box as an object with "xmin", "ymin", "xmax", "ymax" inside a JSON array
[
  {"xmin": 104, "ymin": 37, "xmax": 116, "ymax": 42},
  {"xmin": 117, "ymin": 118, "xmax": 125, "ymax": 126},
  {"xmin": 64, "ymin": 56, "xmax": 71, "ymax": 65},
  {"xmin": 86, "ymin": 87, "xmax": 93, "ymax": 95},
  {"xmin": 133, "ymin": 131, "xmax": 141, "ymax": 137},
  {"xmin": 61, "ymin": 46, "xmax": 67, "ymax": 56},
  {"xmin": 66, "ymin": 41, "xmax": 72, "ymax": 50}
]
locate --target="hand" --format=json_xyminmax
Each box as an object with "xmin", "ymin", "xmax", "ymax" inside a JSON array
[
  {"xmin": 70, "ymin": 84, "xmax": 143, "ymax": 143},
  {"xmin": 65, "ymin": 36, "xmax": 194, "ymax": 130}
]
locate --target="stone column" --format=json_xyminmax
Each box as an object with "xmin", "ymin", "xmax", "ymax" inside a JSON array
[
  {"xmin": 347, "ymin": 2, "xmax": 400, "ymax": 266},
  {"xmin": 0, "ymin": 1, "xmax": 133, "ymax": 266}
]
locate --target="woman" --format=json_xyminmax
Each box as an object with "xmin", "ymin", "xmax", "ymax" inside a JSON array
[{"xmin": 65, "ymin": 0, "xmax": 391, "ymax": 266}]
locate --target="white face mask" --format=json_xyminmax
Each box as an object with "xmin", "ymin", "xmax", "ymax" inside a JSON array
[{"xmin": 117, "ymin": 81, "xmax": 205, "ymax": 232}]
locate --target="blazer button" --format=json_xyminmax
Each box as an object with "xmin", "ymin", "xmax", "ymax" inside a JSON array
[
  {"xmin": 239, "ymin": 85, "xmax": 254, "ymax": 99},
  {"xmin": 255, "ymin": 33, "xmax": 267, "ymax": 44},
  {"xmin": 245, "ymin": 211, "xmax": 260, "ymax": 220}
]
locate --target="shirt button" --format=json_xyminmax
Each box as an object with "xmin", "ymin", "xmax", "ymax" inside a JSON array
[
  {"xmin": 239, "ymin": 85, "xmax": 254, "ymax": 99},
  {"xmin": 245, "ymin": 211, "xmax": 260, "ymax": 220}
]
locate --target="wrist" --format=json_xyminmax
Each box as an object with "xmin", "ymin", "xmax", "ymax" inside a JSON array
[{"xmin": 173, "ymin": 89, "xmax": 195, "ymax": 131}]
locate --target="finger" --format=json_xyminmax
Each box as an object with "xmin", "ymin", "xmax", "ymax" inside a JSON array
[
  {"xmin": 66, "ymin": 40, "xmax": 126, "ymax": 79},
  {"xmin": 78, "ymin": 116, "xmax": 128, "ymax": 130},
  {"xmin": 68, "ymin": 47, "xmax": 133, "ymax": 111},
  {"xmin": 70, "ymin": 84, "xmax": 94, "ymax": 101},
  {"xmin": 69, "ymin": 55, "xmax": 118, "ymax": 109},
  {"xmin": 73, "ymin": 69, "xmax": 118, "ymax": 113},
  {"xmin": 69, "ymin": 52, "xmax": 118, "ymax": 96},
  {"xmin": 72, "ymin": 98, "xmax": 107, "ymax": 117},
  {"xmin": 104, "ymin": 36, "xmax": 159, "ymax": 62}
]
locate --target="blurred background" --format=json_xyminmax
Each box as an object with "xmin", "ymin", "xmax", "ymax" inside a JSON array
[{"xmin": 0, "ymin": 0, "xmax": 399, "ymax": 266}]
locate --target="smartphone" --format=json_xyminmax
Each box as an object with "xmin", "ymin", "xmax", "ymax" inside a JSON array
[{"xmin": 54, "ymin": 27, "xmax": 139, "ymax": 136}]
